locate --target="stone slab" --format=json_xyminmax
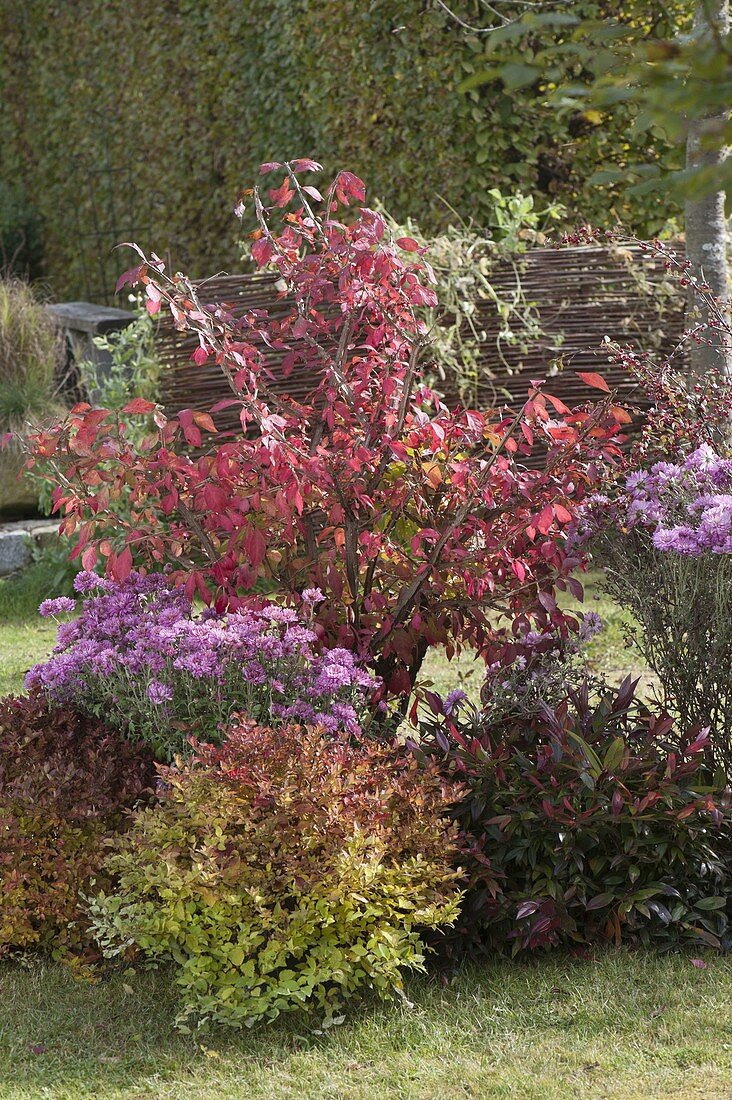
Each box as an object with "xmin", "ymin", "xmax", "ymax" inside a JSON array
[
  {"xmin": 0, "ymin": 519, "xmax": 60, "ymax": 576},
  {"xmin": 46, "ymin": 301, "xmax": 135, "ymax": 335}
]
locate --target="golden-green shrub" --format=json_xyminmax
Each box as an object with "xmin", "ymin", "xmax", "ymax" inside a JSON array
[{"xmin": 88, "ymin": 721, "xmax": 463, "ymax": 1029}]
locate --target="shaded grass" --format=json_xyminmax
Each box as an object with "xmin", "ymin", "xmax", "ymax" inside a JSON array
[
  {"xmin": 0, "ymin": 618, "xmax": 56, "ymax": 696},
  {"xmin": 0, "ymin": 952, "xmax": 729, "ymax": 1099}
]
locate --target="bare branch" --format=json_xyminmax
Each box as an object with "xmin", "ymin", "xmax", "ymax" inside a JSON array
[{"xmin": 434, "ymin": 0, "xmax": 549, "ymax": 33}]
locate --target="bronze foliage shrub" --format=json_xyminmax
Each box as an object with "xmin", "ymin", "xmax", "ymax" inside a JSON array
[{"xmin": 0, "ymin": 692, "xmax": 155, "ymax": 956}]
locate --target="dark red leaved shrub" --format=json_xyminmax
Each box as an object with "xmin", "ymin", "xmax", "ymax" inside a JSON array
[
  {"xmin": 0, "ymin": 692, "xmax": 155, "ymax": 955},
  {"xmin": 415, "ymin": 677, "xmax": 731, "ymax": 958}
]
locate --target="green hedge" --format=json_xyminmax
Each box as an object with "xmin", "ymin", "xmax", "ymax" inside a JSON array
[{"xmin": 0, "ymin": 1, "xmax": 685, "ymax": 300}]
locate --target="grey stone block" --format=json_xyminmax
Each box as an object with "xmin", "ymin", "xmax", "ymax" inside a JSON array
[
  {"xmin": 46, "ymin": 301, "xmax": 135, "ymax": 336},
  {"xmin": 0, "ymin": 519, "xmax": 62, "ymax": 576},
  {"xmin": 27, "ymin": 521, "xmax": 60, "ymax": 548},
  {"xmin": 0, "ymin": 530, "xmax": 32, "ymax": 576}
]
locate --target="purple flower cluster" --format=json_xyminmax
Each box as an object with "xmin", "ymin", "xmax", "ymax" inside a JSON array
[
  {"xmin": 27, "ymin": 572, "xmax": 376, "ymax": 757},
  {"xmin": 478, "ymin": 614, "xmax": 600, "ymax": 721},
  {"xmin": 38, "ymin": 596, "xmax": 77, "ymax": 618},
  {"xmin": 623, "ymin": 444, "xmax": 732, "ymax": 556}
]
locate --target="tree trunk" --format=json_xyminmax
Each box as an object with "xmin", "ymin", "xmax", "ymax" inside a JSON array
[{"xmin": 685, "ymin": 0, "xmax": 732, "ymax": 377}]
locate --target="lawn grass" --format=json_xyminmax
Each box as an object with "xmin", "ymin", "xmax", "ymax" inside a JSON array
[
  {"xmin": 0, "ymin": 952, "xmax": 729, "ymax": 1099},
  {"xmin": 0, "ymin": 561, "xmax": 64, "ymax": 694},
  {"xmin": 0, "ymin": 565, "xmax": 728, "ymax": 1099}
]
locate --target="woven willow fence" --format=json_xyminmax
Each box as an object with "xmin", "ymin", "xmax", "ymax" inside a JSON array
[{"xmin": 157, "ymin": 246, "xmax": 684, "ymax": 433}]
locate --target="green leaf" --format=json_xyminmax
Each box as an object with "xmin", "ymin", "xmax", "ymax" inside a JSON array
[
  {"xmin": 567, "ymin": 731, "xmax": 603, "ymax": 778},
  {"xmin": 586, "ymin": 892, "xmax": 615, "ymax": 911},
  {"xmin": 457, "ymin": 69, "xmax": 501, "ymax": 93},
  {"xmin": 587, "ymin": 168, "xmax": 624, "ymax": 185},
  {"xmin": 500, "ymin": 63, "xmax": 540, "ymax": 90},
  {"xmin": 695, "ymin": 897, "xmax": 727, "ymax": 911},
  {"xmin": 602, "ymin": 737, "xmax": 626, "ymax": 773}
]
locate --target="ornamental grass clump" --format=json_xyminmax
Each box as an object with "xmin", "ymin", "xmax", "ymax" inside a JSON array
[
  {"xmin": 27, "ymin": 572, "xmax": 376, "ymax": 758},
  {"xmin": 87, "ymin": 720, "xmax": 463, "ymax": 1030},
  {"xmin": 0, "ymin": 277, "xmax": 64, "ymax": 433},
  {"xmin": 0, "ymin": 276, "xmax": 65, "ymax": 516}
]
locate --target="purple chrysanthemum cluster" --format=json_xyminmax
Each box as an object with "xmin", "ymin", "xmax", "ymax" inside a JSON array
[
  {"xmin": 623, "ymin": 444, "xmax": 732, "ymax": 556},
  {"xmin": 27, "ymin": 572, "xmax": 376, "ymax": 757}
]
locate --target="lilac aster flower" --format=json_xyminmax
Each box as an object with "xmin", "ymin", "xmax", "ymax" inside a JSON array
[
  {"xmin": 312, "ymin": 712, "xmax": 339, "ymax": 734},
  {"xmin": 653, "ymin": 525, "xmax": 701, "ymax": 555},
  {"xmin": 626, "ymin": 471, "xmax": 648, "ymax": 490},
  {"xmin": 443, "ymin": 688, "xmax": 467, "ymax": 716},
  {"xmin": 147, "ymin": 680, "xmax": 173, "ymax": 704},
  {"xmin": 302, "ymin": 587, "xmax": 324, "ymax": 605},
  {"xmin": 27, "ymin": 573, "xmax": 377, "ymax": 752},
  {"xmin": 619, "ymin": 444, "xmax": 732, "ymax": 557},
  {"xmin": 649, "ymin": 460, "xmax": 682, "ymax": 482},
  {"xmin": 73, "ymin": 570, "xmax": 112, "ymax": 594},
  {"xmin": 38, "ymin": 596, "xmax": 77, "ymax": 618},
  {"xmin": 579, "ymin": 611, "xmax": 602, "ymax": 642},
  {"xmin": 259, "ymin": 606, "xmax": 298, "ymax": 623}
]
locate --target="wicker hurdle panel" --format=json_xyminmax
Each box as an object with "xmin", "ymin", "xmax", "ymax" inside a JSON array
[{"xmin": 157, "ymin": 246, "xmax": 684, "ymax": 433}]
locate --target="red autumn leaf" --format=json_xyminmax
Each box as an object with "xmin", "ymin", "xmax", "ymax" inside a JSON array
[
  {"xmin": 686, "ymin": 732, "xmax": 710, "ymax": 755},
  {"xmin": 112, "ymin": 546, "xmax": 133, "ymax": 582},
  {"xmin": 259, "ymin": 161, "xmax": 282, "ymax": 174},
  {"xmin": 210, "ymin": 398, "xmax": 240, "ymax": 413},
  {"xmin": 177, "ymin": 409, "xmax": 202, "ymax": 448},
  {"xmin": 610, "ymin": 404, "xmax": 633, "ymax": 424},
  {"xmin": 81, "ymin": 544, "xmax": 98, "ymax": 571},
  {"xmin": 115, "ymin": 265, "xmax": 145, "ymax": 294},
  {"xmin": 251, "ymin": 237, "xmax": 274, "ymax": 266},
  {"xmin": 192, "ymin": 411, "xmax": 217, "ymax": 433},
  {"xmin": 576, "ymin": 371, "xmax": 611, "ymax": 393},
  {"xmin": 335, "ymin": 171, "xmax": 366, "ymax": 203},
  {"xmin": 269, "ymin": 180, "xmax": 295, "ymax": 207},
  {"xmin": 536, "ymin": 505, "xmax": 554, "ymax": 535},
  {"xmin": 122, "ymin": 398, "xmax": 156, "ymax": 415},
  {"xmin": 145, "ymin": 284, "xmax": 162, "ymax": 316},
  {"xmin": 520, "ymin": 422, "xmax": 534, "ymax": 446},
  {"xmin": 396, "ymin": 237, "xmax": 421, "ymax": 252},
  {"xmin": 290, "ymin": 158, "xmax": 323, "ymax": 174},
  {"xmin": 545, "ymin": 392, "xmax": 571, "ymax": 415},
  {"xmin": 191, "ymin": 345, "xmax": 210, "ymax": 366},
  {"xmin": 244, "ymin": 526, "xmax": 267, "ymax": 568}
]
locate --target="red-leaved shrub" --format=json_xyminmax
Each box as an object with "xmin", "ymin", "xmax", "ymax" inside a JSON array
[
  {"xmin": 0, "ymin": 692, "xmax": 155, "ymax": 955},
  {"xmin": 26, "ymin": 161, "xmax": 625, "ymax": 705}
]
